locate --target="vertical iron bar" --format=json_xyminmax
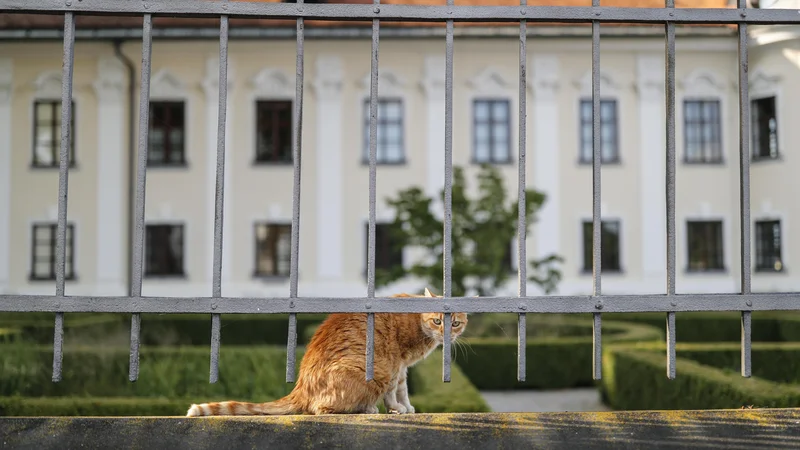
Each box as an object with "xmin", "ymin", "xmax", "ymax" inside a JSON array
[
  {"xmin": 52, "ymin": 12, "xmax": 75, "ymax": 383},
  {"xmin": 591, "ymin": 0, "xmax": 602, "ymax": 381},
  {"xmin": 517, "ymin": 0, "xmax": 528, "ymax": 383},
  {"xmin": 737, "ymin": 0, "xmax": 752, "ymax": 378},
  {"xmin": 286, "ymin": 0, "xmax": 305, "ymax": 383},
  {"xmin": 442, "ymin": 0, "xmax": 455, "ymax": 384},
  {"xmin": 129, "ymin": 14, "xmax": 153, "ymax": 382},
  {"xmin": 365, "ymin": 0, "xmax": 380, "ymax": 382},
  {"xmin": 209, "ymin": 6, "xmax": 229, "ymax": 384},
  {"xmin": 665, "ymin": 0, "xmax": 677, "ymax": 380}
]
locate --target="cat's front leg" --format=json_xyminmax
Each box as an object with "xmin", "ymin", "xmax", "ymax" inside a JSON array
[
  {"xmin": 382, "ymin": 372, "xmax": 407, "ymax": 414},
  {"xmin": 395, "ymin": 367, "xmax": 415, "ymax": 414}
]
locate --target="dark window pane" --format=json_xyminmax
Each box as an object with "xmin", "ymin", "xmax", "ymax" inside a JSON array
[
  {"xmin": 144, "ymin": 225, "xmax": 184, "ymax": 276},
  {"xmin": 365, "ymin": 223, "xmax": 403, "ymax": 273},
  {"xmin": 30, "ymin": 223, "xmax": 75, "ymax": 280},
  {"xmin": 255, "ymin": 101, "xmax": 293, "ymax": 163},
  {"xmin": 582, "ymin": 220, "xmax": 621, "ymax": 272},
  {"xmin": 687, "ymin": 221, "xmax": 724, "ymax": 271},
  {"xmin": 752, "ymin": 96, "xmax": 778, "ymax": 159},
  {"xmin": 579, "ymin": 99, "xmax": 618, "ymax": 163},
  {"xmin": 33, "ymin": 101, "xmax": 75, "ymax": 167},
  {"xmin": 148, "ymin": 101, "xmax": 185, "ymax": 165},
  {"xmin": 254, "ymin": 223, "xmax": 291, "ymax": 276},
  {"xmin": 755, "ymin": 220, "xmax": 783, "ymax": 272}
]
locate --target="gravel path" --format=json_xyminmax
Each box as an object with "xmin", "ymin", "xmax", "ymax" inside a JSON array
[{"xmin": 480, "ymin": 388, "xmax": 611, "ymax": 413}]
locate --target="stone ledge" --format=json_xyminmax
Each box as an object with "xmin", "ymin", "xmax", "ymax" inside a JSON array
[{"xmin": 2, "ymin": 409, "xmax": 800, "ymax": 450}]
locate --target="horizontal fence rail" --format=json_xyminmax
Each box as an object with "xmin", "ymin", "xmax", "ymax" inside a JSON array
[
  {"xmin": 1, "ymin": 294, "xmax": 798, "ymax": 314},
  {"xmin": 4, "ymin": 1, "xmax": 800, "ymax": 24},
  {"xmin": 0, "ymin": 0, "xmax": 788, "ymax": 388}
]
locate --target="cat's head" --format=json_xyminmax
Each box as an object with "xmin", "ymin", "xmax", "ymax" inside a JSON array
[{"xmin": 418, "ymin": 287, "xmax": 469, "ymax": 344}]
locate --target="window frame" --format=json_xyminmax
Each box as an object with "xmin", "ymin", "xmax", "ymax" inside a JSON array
[
  {"xmin": 751, "ymin": 95, "xmax": 779, "ymax": 161},
  {"xmin": 683, "ymin": 98, "xmax": 723, "ymax": 164},
  {"xmin": 29, "ymin": 222, "xmax": 76, "ymax": 281},
  {"xmin": 581, "ymin": 219, "xmax": 622, "ymax": 273},
  {"xmin": 361, "ymin": 98, "xmax": 406, "ymax": 165},
  {"xmin": 144, "ymin": 223, "xmax": 186, "ymax": 278},
  {"xmin": 147, "ymin": 101, "xmax": 187, "ymax": 167},
  {"xmin": 471, "ymin": 98, "xmax": 512, "ymax": 165},
  {"xmin": 253, "ymin": 222, "xmax": 292, "ymax": 278},
  {"xmin": 254, "ymin": 100, "xmax": 294, "ymax": 165},
  {"xmin": 31, "ymin": 99, "xmax": 76, "ymax": 169},
  {"xmin": 578, "ymin": 98, "xmax": 620, "ymax": 165},
  {"xmin": 755, "ymin": 219, "xmax": 784, "ymax": 273},
  {"xmin": 686, "ymin": 220, "xmax": 725, "ymax": 273}
]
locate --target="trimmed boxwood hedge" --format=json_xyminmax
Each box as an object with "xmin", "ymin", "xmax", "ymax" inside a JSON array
[
  {"xmin": 454, "ymin": 319, "xmax": 664, "ymax": 390},
  {"xmin": 0, "ymin": 343, "xmax": 487, "ymax": 416},
  {"xmin": 604, "ymin": 311, "xmax": 800, "ymax": 342},
  {"xmin": 600, "ymin": 342, "xmax": 800, "ymax": 410}
]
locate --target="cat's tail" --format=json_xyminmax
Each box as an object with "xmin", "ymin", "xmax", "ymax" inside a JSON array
[{"xmin": 186, "ymin": 394, "xmax": 301, "ymax": 417}]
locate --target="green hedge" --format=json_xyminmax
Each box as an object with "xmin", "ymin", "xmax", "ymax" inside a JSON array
[
  {"xmin": 600, "ymin": 342, "xmax": 800, "ymax": 410},
  {"xmin": 604, "ymin": 311, "xmax": 800, "ymax": 342},
  {"xmin": 456, "ymin": 319, "xmax": 664, "ymax": 390},
  {"xmin": 0, "ymin": 343, "xmax": 487, "ymax": 416}
]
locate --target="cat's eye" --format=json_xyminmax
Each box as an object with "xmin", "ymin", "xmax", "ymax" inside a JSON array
[
  {"xmin": 452, "ymin": 321, "xmax": 460, "ymax": 327},
  {"xmin": 433, "ymin": 318, "xmax": 442, "ymax": 325}
]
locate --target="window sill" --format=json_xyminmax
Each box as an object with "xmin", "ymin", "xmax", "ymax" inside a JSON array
[
  {"xmin": 143, "ymin": 273, "xmax": 187, "ymax": 280},
  {"xmin": 253, "ymin": 274, "xmax": 291, "ymax": 282},
  {"xmin": 471, "ymin": 159, "xmax": 514, "ymax": 166},
  {"xmin": 577, "ymin": 159, "xmax": 622, "ymax": 166},
  {"xmin": 684, "ymin": 268, "xmax": 727, "ymax": 275},
  {"xmin": 755, "ymin": 267, "xmax": 786, "ymax": 274},
  {"xmin": 359, "ymin": 159, "xmax": 407, "ymax": 166},
  {"xmin": 28, "ymin": 275, "xmax": 78, "ymax": 282},
  {"xmin": 252, "ymin": 160, "xmax": 294, "ymax": 167},
  {"xmin": 147, "ymin": 162, "xmax": 189, "ymax": 169},
  {"xmin": 752, "ymin": 155, "xmax": 782, "ymax": 164},
  {"xmin": 682, "ymin": 159, "xmax": 725, "ymax": 166},
  {"xmin": 579, "ymin": 268, "xmax": 624, "ymax": 275}
]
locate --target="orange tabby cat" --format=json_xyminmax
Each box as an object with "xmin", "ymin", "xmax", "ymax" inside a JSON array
[{"xmin": 186, "ymin": 288, "xmax": 467, "ymax": 416}]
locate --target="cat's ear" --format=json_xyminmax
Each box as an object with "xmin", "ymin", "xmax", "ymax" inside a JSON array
[{"xmin": 424, "ymin": 287, "xmax": 434, "ymax": 297}]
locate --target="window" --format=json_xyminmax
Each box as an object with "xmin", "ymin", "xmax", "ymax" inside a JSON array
[
  {"xmin": 365, "ymin": 223, "xmax": 403, "ymax": 274},
  {"xmin": 687, "ymin": 220, "xmax": 724, "ymax": 272},
  {"xmin": 579, "ymin": 99, "xmax": 618, "ymax": 164},
  {"xmin": 254, "ymin": 223, "xmax": 291, "ymax": 277},
  {"xmin": 473, "ymin": 99, "xmax": 511, "ymax": 164},
  {"xmin": 362, "ymin": 99, "xmax": 404, "ymax": 164},
  {"xmin": 255, "ymin": 101, "xmax": 293, "ymax": 164},
  {"xmin": 581, "ymin": 220, "xmax": 621, "ymax": 272},
  {"xmin": 755, "ymin": 220, "xmax": 783, "ymax": 272},
  {"xmin": 752, "ymin": 96, "xmax": 778, "ymax": 160},
  {"xmin": 148, "ymin": 101, "xmax": 186, "ymax": 166},
  {"xmin": 144, "ymin": 224, "xmax": 184, "ymax": 276},
  {"xmin": 30, "ymin": 223, "xmax": 75, "ymax": 280},
  {"xmin": 32, "ymin": 100, "xmax": 75, "ymax": 168},
  {"xmin": 684, "ymin": 99, "xmax": 722, "ymax": 163}
]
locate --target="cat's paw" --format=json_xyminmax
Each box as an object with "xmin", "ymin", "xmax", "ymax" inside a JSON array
[
  {"xmin": 403, "ymin": 404, "xmax": 415, "ymax": 414},
  {"xmin": 365, "ymin": 405, "xmax": 380, "ymax": 414},
  {"xmin": 387, "ymin": 404, "xmax": 407, "ymax": 414}
]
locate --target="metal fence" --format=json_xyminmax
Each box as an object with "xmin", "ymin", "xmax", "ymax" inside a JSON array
[{"xmin": 2, "ymin": 0, "xmax": 800, "ymax": 391}]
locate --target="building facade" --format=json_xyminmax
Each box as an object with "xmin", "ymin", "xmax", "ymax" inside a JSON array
[{"xmin": 0, "ymin": 2, "xmax": 797, "ymax": 298}]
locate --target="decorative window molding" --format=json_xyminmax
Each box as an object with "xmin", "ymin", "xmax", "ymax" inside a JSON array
[
  {"xmin": 150, "ymin": 69, "xmax": 187, "ymax": 99},
  {"xmin": 573, "ymin": 69, "xmax": 621, "ymax": 97},
  {"xmin": 680, "ymin": 68, "xmax": 727, "ymax": 98},
  {"xmin": 250, "ymin": 67, "xmax": 296, "ymax": 100}
]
